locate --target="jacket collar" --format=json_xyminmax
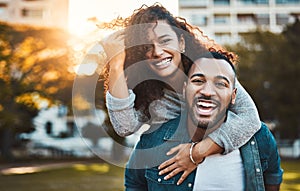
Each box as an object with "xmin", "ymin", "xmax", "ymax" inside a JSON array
[{"xmin": 163, "ymin": 111, "xmax": 192, "ymax": 143}]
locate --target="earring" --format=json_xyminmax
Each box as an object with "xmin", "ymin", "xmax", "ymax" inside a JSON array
[{"xmin": 180, "ymin": 49, "xmax": 185, "ymax": 53}]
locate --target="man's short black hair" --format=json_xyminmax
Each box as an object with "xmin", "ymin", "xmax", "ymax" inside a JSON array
[
  {"xmin": 187, "ymin": 51, "xmax": 236, "ymax": 75},
  {"xmin": 186, "ymin": 51, "xmax": 236, "ymax": 87}
]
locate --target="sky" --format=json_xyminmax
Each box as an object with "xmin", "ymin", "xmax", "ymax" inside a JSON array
[{"xmin": 68, "ymin": 0, "xmax": 178, "ymax": 36}]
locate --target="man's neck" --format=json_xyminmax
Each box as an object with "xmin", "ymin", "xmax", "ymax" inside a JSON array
[{"xmin": 187, "ymin": 115, "xmax": 225, "ymax": 142}]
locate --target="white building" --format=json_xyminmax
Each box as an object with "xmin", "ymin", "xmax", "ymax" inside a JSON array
[
  {"xmin": 1, "ymin": 0, "xmax": 299, "ymax": 44},
  {"xmin": 179, "ymin": 0, "xmax": 300, "ymax": 44},
  {"xmin": 0, "ymin": 0, "xmax": 68, "ymax": 30}
]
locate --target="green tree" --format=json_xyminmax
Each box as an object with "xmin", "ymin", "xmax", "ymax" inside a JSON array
[
  {"xmin": 0, "ymin": 22, "xmax": 74, "ymax": 160},
  {"xmin": 227, "ymin": 19, "xmax": 300, "ymax": 139}
]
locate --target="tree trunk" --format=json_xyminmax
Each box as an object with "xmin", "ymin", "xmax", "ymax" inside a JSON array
[{"xmin": 0, "ymin": 128, "xmax": 14, "ymax": 161}]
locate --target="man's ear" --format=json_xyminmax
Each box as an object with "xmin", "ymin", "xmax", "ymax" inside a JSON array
[
  {"xmin": 179, "ymin": 34, "xmax": 185, "ymax": 53},
  {"xmin": 182, "ymin": 81, "xmax": 187, "ymax": 100},
  {"xmin": 231, "ymin": 88, "xmax": 237, "ymax": 105}
]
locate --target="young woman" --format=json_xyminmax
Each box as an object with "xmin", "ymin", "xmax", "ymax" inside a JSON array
[{"xmin": 100, "ymin": 3, "xmax": 260, "ymax": 184}]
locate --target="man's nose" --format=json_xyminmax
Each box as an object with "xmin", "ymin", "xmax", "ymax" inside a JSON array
[{"xmin": 200, "ymin": 82, "xmax": 216, "ymax": 96}]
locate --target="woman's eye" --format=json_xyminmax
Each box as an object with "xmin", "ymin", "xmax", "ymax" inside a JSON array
[
  {"xmin": 159, "ymin": 39, "xmax": 171, "ymax": 44},
  {"xmin": 144, "ymin": 44, "xmax": 153, "ymax": 52}
]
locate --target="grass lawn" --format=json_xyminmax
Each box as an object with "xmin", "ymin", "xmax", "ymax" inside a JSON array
[
  {"xmin": 0, "ymin": 161, "xmax": 125, "ymax": 191},
  {"xmin": 0, "ymin": 159, "xmax": 299, "ymax": 191},
  {"xmin": 281, "ymin": 160, "xmax": 300, "ymax": 191}
]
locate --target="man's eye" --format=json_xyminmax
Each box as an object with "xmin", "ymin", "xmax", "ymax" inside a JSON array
[
  {"xmin": 215, "ymin": 82, "xmax": 227, "ymax": 88},
  {"xmin": 191, "ymin": 79, "xmax": 205, "ymax": 84}
]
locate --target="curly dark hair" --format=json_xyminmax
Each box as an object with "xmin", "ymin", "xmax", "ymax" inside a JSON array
[{"xmin": 100, "ymin": 3, "xmax": 237, "ymax": 118}]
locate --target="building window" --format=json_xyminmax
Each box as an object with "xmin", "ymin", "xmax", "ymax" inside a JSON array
[
  {"xmin": 276, "ymin": 0, "xmax": 300, "ymax": 4},
  {"xmin": 276, "ymin": 14, "xmax": 290, "ymax": 25},
  {"xmin": 191, "ymin": 14, "xmax": 207, "ymax": 26},
  {"xmin": 238, "ymin": 14, "xmax": 255, "ymax": 24},
  {"xmin": 214, "ymin": 14, "xmax": 230, "ymax": 25},
  {"xmin": 215, "ymin": 32, "xmax": 231, "ymax": 44},
  {"xmin": 0, "ymin": 3, "xmax": 7, "ymax": 15},
  {"xmin": 45, "ymin": 121, "xmax": 53, "ymax": 135},
  {"xmin": 180, "ymin": 0, "xmax": 209, "ymax": 7},
  {"xmin": 0, "ymin": 3, "xmax": 7, "ymax": 7},
  {"xmin": 238, "ymin": 0, "xmax": 269, "ymax": 4},
  {"xmin": 21, "ymin": 8, "xmax": 43, "ymax": 18},
  {"xmin": 256, "ymin": 14, "xmax": 270, "ymax": 25},
  {"xmin": 214, "ymin": 0, "xmax": 230, "ymax": 5}
]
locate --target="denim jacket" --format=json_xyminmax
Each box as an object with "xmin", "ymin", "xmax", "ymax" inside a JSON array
[{"xmin": 125, "ymin": 114, "xmax": 283, "ymax": 191}]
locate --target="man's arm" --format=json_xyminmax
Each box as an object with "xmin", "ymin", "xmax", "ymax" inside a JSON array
[
  {"xmin": 261, "ymin": 123, "xmax": 283, "ymax": 190},
  {"xmin": 265, "ymin": 184, "xmax": 281, "ymax": 191}
]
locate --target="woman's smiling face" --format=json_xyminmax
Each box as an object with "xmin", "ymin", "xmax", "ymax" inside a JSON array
[{"xmin": 144, "ymin": 20, "xmax": 185, "ymax": 78}]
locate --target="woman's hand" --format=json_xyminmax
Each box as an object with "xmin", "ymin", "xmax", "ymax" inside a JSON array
[
  {"xmin": 100, "ymin": 29, "xmax": 128, "ymax": 98},
  {"xmin": 158, "ymin": 143, "xmax": 201, "ymax": 185},
  {"xmin": 158, "ymin": 138, "xmax": 222, "ymax": 185},
  {"xmin": 100, "ymin": 29, "xmax": 125, "ymax": 68}
]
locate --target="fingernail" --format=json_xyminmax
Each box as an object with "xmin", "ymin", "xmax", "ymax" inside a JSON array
[
  {"xmin": 158, "ymin": 171, "xmax": 162, "ymax": 175},
  {"xmin": 164, "ymin": 176, "xmax": 168, "ymax": 180},
  {"xmin": 166, "ymin": 152, "xmax": 170, "ymax": 155}
]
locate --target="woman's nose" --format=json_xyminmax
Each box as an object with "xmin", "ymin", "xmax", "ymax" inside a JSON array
[{"xmin": 152, "ymin": 43, "xmax": 164, "ymax": 57}]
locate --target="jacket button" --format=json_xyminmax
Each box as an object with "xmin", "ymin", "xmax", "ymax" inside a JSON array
[
  {"xmin": 158, "ymin": 178, "xmax": 162, "ymax": 182},
  {"xmin": 188, "ymin": 183, "xmax": 193, "ymax": 187},
  {"xmin": 256, "ymin": 168, "xmax": 261, "ymax": 173},
  {"xmin": 251, "ymin": 141, "xmax": 255, "ymax": 145}
]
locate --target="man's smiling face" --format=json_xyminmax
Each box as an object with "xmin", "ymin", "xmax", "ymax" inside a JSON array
[{"xmin": 184, "ymin": 57, "xmax": 237, "ymax": 129}]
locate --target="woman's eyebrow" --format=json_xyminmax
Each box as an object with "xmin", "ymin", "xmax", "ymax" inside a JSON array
[{"xmin": 158, "ymin": 34, "xmax": 171, "ymax": 39}]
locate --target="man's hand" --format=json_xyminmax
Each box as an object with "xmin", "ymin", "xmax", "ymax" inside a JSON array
[{"xmin": 158, "ymin": 143, "xmax": 202, "ymax": 185}]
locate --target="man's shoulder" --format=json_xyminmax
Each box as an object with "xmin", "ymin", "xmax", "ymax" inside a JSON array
[
  {"xmin": 253, "ymin": 122, "xmax": 274, "ymax": 142},
  {"xmin": 252, "ymin": 122, "xmax": 278, "ymax": 154}
]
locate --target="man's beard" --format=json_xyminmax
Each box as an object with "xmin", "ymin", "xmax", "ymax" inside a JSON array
[{"xmin": 189, "ymin": 99, "xmax": 232, "ymax": 130}]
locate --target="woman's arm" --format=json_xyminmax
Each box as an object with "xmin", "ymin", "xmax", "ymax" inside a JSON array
[
  {"xmin": 100, "ymin": 30, "xmax": 129, "ymax": 99},
  {"xmin": 101, "ymin": 31, "xmax": 146, "ymax": 137},
  {"xmin": 207, "ymin": 79, "xmax": 261, "ymax": 154},
  {"xmin": 106, "ymin": 90, "xmax": 146, "ymax": 137}
]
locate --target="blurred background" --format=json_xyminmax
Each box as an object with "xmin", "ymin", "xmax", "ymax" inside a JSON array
[{"xmin": 0, "ymin": 0, "xmax": 299, "ymax": 190}]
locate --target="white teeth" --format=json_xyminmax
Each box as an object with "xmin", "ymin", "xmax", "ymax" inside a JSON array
[
  {"xmin": 156, "ymin": 58, "xmax": 171, "ymax": 66},
  {"xmin": 197, "ymin": 101, "xmax": 216, "ymax": 107}
]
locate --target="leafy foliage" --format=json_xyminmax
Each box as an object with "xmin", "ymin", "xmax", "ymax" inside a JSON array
[
  {"xmin": 227, "ymin": 19, "xmax": 300, "ymax": 139},
  {"xmin": 0, "ymin": 22, "xmax": 74, "ymax": 159}
]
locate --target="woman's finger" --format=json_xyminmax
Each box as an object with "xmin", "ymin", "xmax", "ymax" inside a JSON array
[
  {"xmin": 158, "ymin": 157, "xmax": 175, "ymax": 170},
  {"xmin": 163, "ymin": 167, "xmax": 183, "ymax": 180},
  {"xmin": 177, "ymin": 171, "xmax": 191, "ymax": 185},
  {"xmin": 166, "ymin": 144, "xmax": 182, "ymax": 155}
]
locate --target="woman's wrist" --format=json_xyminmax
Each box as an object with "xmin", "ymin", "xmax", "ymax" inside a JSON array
[
  {"xmin": 193, "ymin": 138, "xmax": 224, "ymax": 163},
  {"xmin": 192, "ymin": 142, "xmax": 206, "ymax": 164},
  {"xmin": 109, "ymin": 62, "xmax": 124, "ymax": 73}
]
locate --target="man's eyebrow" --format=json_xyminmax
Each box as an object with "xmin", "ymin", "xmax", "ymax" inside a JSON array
[
  {"xmin": 215, "ymin": 75, "xmax": 230, "ymax": 84},
  {"xmin": 190, "ymin": 73, "xmax": 204, "ymax": 79}
]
